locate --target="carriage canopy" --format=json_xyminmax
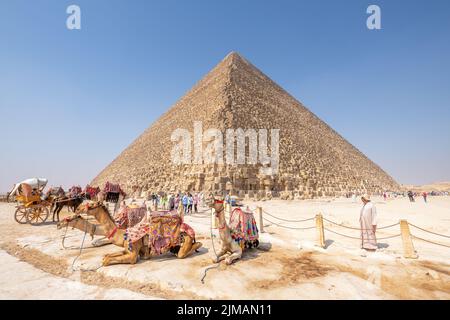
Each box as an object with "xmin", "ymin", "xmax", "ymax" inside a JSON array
[{"xmin": 10, "ymin": 178, "xmax": 48, "ymax": 195}]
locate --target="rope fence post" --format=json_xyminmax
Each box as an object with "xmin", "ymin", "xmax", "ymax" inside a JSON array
[
  {"xmin": 316, "ymin": 213, "xmax": 326, "ymax": 248},
  {"xmin": 211, "ymin": 208, "xmax": 218, "ymax": 229},
  {"xmin": 257, "ymin": 207, "xmax": 264, "ymax": 233},
  {"xmin": 400, "ymin": 220, "xmax": 418, "ymax": 259}
]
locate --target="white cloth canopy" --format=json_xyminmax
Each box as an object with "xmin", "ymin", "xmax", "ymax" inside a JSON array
[{"xmin": 9, "ymin": 178, "xmax": 48, "ymax": 195}]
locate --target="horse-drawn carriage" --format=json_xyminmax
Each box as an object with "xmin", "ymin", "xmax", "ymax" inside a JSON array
[{"xmin": 9, "ymin": 178, "xmax": 52, "ymax": 225}]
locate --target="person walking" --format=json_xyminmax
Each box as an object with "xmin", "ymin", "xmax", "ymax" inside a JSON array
[
  {"xmin": 193, "ymin": 193, "xmax": 199, "ymax": 213},
  {"xmin": 360, "ymin": 194, "xmax": 378, "ymax": 251},
  {"xmin": 187, "ymin": 193, "xmax": 193, "ymax": 214},
  {"xmin": 182, "ymin": 193, "xmax": 189, "ymax": 215},
  {"xmin": 407, "ymin": 190, "xmax": 415, "ymax": 202},
  {"xmin": 175, "ymin": 193, "xmax": 180, "ymax": 210},
  {"xmin": 151, "ymin": 193, "xmax": 157, "ymax": 209},
  {"xmin": 422, "ymin": 191, "xmax": 428, "ymax": 203},
  {"xmin": 168, "ymin": 193, "xmax": 175, "ymax": 210}
]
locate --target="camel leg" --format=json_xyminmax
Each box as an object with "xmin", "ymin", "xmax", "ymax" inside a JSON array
[
  {"xmin": 224, "ymin": 244, "xmax": 242, "ymax": 265},
  {"xmin": 103, "ymin": 250, "xmax": 127, "ymax": 259},
  {"xmin": 102, "ymin": 251, "xmax": 139, "ymax": 266},
  {"xmin": 177, "ymin": 236, "xmax": 202, "ymax": 259},
  {"xmin": 224, "ymin": 249, "xmax": 242, "ymax": 265},
  {"xmin": 139, "ymin": 245, "xmax": 152, "ymax": 260},
  {"xmin": 178, "ymin": 242, "xmax": 202, "ymax": 259},
  {"xmin": 212, "ymin": 247, "xmax": 231, "ymax": 263},
  {"xmin": 92, "ymin": 237, "xmax": 112, "ymax": 247},
  {"xmin": 102, "ymin": 240, "xmax": 142, "ymax": 266}
]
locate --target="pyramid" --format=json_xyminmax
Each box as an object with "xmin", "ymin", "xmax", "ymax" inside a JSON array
[{"xmin": 91, "ymin": 52, "xmax": 399, "ymax": 199}]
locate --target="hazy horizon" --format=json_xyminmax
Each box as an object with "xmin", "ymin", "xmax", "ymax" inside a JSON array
[{"xmin": 1, "ymin": 0, "xmax": 449, "ymax": 193}]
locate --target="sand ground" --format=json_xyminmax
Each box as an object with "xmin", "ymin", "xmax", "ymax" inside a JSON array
[{"xmin": 0, "ymin": 196, "xmax": 449, "ymax": 300}]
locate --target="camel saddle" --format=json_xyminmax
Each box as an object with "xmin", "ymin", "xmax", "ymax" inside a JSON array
[{"xmin": 229, "ymin": 208, "xmax": 259, "ymax": 247}]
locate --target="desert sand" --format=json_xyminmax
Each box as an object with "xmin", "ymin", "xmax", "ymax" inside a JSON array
[{"xmin": 0, "ymin": 195, "xmax": 449, "ymax": 300}]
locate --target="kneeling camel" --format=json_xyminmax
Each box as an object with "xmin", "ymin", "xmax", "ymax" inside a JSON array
[{"xmin": 63, "ymin": 202, "xmax": 201, "ymax": 266}]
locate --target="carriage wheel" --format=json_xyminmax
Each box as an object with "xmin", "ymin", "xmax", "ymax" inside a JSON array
[
  {"xmin": 26, "ymin": 206, "xmax": 49, "ymax": 225},
  {"xmin": 14, "ymin": 207, "xmax": 28, "ymax": 224}
]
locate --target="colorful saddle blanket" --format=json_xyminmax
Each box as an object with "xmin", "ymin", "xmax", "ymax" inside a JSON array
[
  {"xmin": 125, "ymin": 211, "xmax": 183, "ymax": 255},
  {"xmin": 103, "ymin": 182, "xmax": 126, "ymax": 196},
  {"xmin": 229, "ymin": 208, "xmax": 259, "ymax": 243},
  {"xmin": 114, "ymin": 205, "xmax": 147, "ymax": 229}
]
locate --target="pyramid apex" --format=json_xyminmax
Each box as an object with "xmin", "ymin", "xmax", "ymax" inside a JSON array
[{"xmin": 223, "ymin": 51, "xmax": 245, "ymax": 62}]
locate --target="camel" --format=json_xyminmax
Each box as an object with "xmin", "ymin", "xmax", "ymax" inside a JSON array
[
  {"xmin": 72, "ymin": 202, "xmax": 202, "ymax": 266},
  {"xmin": 209, "ymin": 199, "xmax": 243, "ymax": 265}
]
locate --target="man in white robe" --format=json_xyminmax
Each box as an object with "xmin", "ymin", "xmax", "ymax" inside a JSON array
[{"xmin": 360, "ymin": 194, "xmax": 378, "ymax": 250}]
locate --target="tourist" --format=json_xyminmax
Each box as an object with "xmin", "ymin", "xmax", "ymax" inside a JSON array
[
  {"xmin": 175, "ymin": 193, "xmax": 180, "ymax": 209},
  {"xmin": 161, "ymin": 193, "xmax": 168, "ymax": 210},
  {"xmin": 169, "ymin": 193, "xmax": 175, "ymax": 210},
  {"xmin": 187, "ymin": 193, "xmax": 193, "ymax": 214},
  {"xmin": 225, "ymin": 192, "xmax": 230, "ymax": 205},
  {"xmin": 407, "ymin": 191, "xmax": 415, "ymax": 202},
  {"xmin": 422, "ymin": 191, "xmax": 428, "ymax": 203},
  {"xmin": 360, "ymin": 194, "xmax": 378, "ymax": 251},
  {"xmin": 151, "ymin": 193, "xmax": 157, "ymax": 208},
  {"xmin": 182, "ymin": 193, "xmax": 189, "ymax": 214},
  {"xmin": 193, "ymin": 193, "xmax": 199, "ymax": 213},
  {"xmin": 383, "ymin": 192, "xmax": 387, "ymax": 202}
]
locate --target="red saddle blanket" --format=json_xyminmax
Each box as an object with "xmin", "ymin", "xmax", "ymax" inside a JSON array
[{"xmin": 103, "ymin": 182, "xmax": 126, "ymax": 196}]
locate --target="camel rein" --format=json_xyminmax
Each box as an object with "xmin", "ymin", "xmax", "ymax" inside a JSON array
[
  {"xmin": 201, "ymin": 204, "xmax": 223, "ymax": 284},
  {"xmin": 61, "ymin": 219, "xmax": 102, "ymax": 272}
]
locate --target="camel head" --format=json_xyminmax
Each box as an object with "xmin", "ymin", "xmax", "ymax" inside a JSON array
[
  {"xmin": 75, "ymin": 200, "xmax": 114, "ymax": 223},
  {"xmin": 75, "ymin": 200, "xmax": 103, "ymax": 214},
  {"xmin": 209, "ymin": 197, "xmax": 225, "ymax": 217},
  {"xmin": 57, "ymin": 214, "xmax": 83, "ymax": 229}
]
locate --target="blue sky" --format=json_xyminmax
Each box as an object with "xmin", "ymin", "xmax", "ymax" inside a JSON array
[{"xmin": 0, "ymin": 0, "xmax": 449, "ymax": 192}]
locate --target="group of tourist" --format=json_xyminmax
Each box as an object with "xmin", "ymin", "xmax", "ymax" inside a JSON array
[{"xmin": 147, "ymin": 192, "xmax": 206, "ymax": 214}]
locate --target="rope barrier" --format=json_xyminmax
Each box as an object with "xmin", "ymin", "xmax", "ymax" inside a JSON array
[
  {"xmin": 408, "ymin": 223, "xmax": 450, "ymax": 239},
  {"xmin": 263, "ymin": 216, "xmax": 316, "ymax": 230},
  {"xmin": 189, "ymin": 214, "xmax": 210, "ymax": 219},
  {"xmin": 324, "ymin": 227, "xmax": 401, "ymax": 241},
  {"xmin": 262, "ymin": 209, "xmax": 315, "ymax": 223},
  {"xmin": 323, "ymin": 217, "xmax": 399, "ymax": 231},
  {"xmin": 324, "ymin": 228, "xmax": 361, "ymax": 240},
  {"xmin": 411, "ymin": 235, "xmax": 450, "ymax": 248},
  {"xmin": 377, "ymin": 234, "xmax": 402, "ymax": 240}
]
